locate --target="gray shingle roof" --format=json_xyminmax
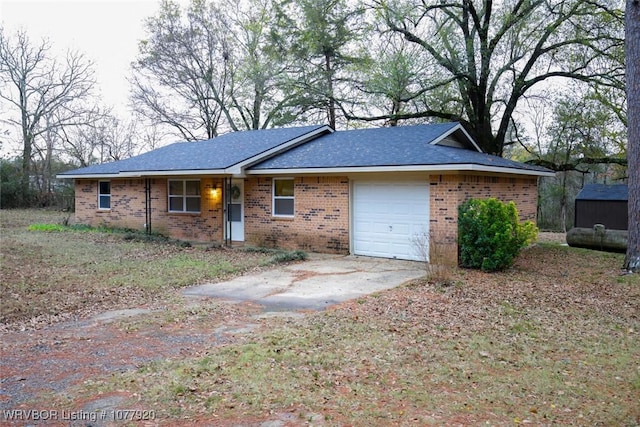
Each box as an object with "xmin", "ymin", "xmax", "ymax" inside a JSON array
[
  {"xmin": 576, "ymin": 184, "xmax": 628, "ymax": 201},
  {"xmin": 249, "ymin": 123, "xmax": 550, "ymax": 174},
  {"xmin": 59, "ymin": 122, "xmax": 552, "ymax": 178},
  {"xmin": 59, "ymin": 125, "xmax": 327, "ymax": 176}
]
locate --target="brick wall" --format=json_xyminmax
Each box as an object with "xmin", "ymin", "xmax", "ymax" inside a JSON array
[
  {"xmin": 244, "ymin": 176, "xmax": 350, "ymax": 253},
  {"xmin": 75, "ymin": 173, "xmax": 538, "ymax": 257},
  {"xmin": 75, "ymin": 179, "xmax": 148, "ymax": 230},
  {"xmin": 74, "ymin": 178, "xmax": 224, "ymax": 241},
  {"xmin": 429, "ymin": 174, "xmax": 539, "ymax": 257}
]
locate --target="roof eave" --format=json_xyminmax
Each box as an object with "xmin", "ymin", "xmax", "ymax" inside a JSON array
[
  {"xmin": 57, "ymin": 173, "xmax": 120, "ymax": 179},
  {"xmin": 57, "ymin": 169, "xmax": 229, "ymax": 179},
  {"xmin": 247, "ymin": 164, "xmax": 556, "ymax": 177}
]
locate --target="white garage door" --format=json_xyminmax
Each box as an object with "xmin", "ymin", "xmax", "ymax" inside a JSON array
[{"xmin": 352, "ymin": 181, "xmax": 430, "ymax": 261}]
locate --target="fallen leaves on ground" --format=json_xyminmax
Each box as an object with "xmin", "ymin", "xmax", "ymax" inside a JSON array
[{"xmin": 67, "ymin": 244, "xmax": 638, "ymax": 426}]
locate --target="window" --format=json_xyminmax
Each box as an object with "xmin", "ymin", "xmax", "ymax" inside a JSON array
[
  {"xmin": 98, "ymin": 181, "xmax": 111, "ymax": 210},
  {"xmin": 228, "ymin": 203, "xmax": 242, "ymax": 222},
  {"xmin": 273, "ymin": 178, "xmax": 294, "ymax": 217},
  {"xmin": 168, "ymin": 180, "xmax": 201, "ymax": 213}
]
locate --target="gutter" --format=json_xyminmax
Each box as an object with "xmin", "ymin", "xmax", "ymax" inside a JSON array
[
  {"xmin": 246, "ymin": 164, "xmax": 556, "ymax": 177},
  {"xmin": 57, "ymin": 169, "xmax": 228, "ymax": 180}
]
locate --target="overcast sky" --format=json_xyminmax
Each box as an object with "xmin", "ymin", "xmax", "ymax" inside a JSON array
[{"xmin": 1, "ymin": 0, "xmax": 169, "ymax": 116}]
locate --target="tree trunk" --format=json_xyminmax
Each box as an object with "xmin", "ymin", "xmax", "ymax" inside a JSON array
[
  {"xmin": 44, "ymin": 132, "xmax": 54, "ymax": 194},
  {"xmin": 20, "ymin": 133, "xmax": 32, "ymax": 207},
  {"xmin": 560, "ymin": 171, "xmax": 568, "ymax": 233},
  {"xmin": 624, "ymin": 0, "xmax": 640, "ymax": 272},
  {"xmin": 325, "ymin": 51, "xmax": 336, "ymax": 130},
  {"xmin": 19, "ymin": 79, "xmax": 31, "ymax": 207}
]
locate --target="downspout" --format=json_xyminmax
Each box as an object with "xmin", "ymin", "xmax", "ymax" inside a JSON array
[
  {"xmin": 145, "ymin": 178, "xmax": 152, "ymax": 234},
  {"xmin": 226, "ymin": 177, "xmax": 232, "ymax": 246},
  {"xmin": 223, "ymin": 177, "xmax": 227, "ymax": 246},
  {"xmin": 220, "ymin": 179, "xmax": 225, "ymax": 246}
]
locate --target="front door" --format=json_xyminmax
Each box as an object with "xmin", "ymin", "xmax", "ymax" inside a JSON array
[{"xmin": 226, "ymin": 179, "xmax": 244, "ymax": 241}]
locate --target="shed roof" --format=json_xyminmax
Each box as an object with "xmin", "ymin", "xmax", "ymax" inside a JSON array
[{"xmin": 575, "ymin": 184, "xmax": 628, "ymax": 201}]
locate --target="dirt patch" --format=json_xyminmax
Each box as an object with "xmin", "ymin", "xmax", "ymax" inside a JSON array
[
  {"xmin": 0, "ymin": 297, "xmax": 265, "ymax": 413},
  {"xmin": 537, "ymin": 231, "xmax": 567, "ymax": 244}
]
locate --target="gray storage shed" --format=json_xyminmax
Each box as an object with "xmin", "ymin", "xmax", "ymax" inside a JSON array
[{"xmin": 574, "ymin": 184, "xmax": 628, "ymax": 230}]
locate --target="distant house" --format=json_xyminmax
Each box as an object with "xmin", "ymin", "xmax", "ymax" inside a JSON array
[
  {"xmin": 574, "ymin": 184, "xmax": 629, "ymax": 230},
  {"xmin": 58, "ymin": 122, "xmax": 553, "ymax": 261}
]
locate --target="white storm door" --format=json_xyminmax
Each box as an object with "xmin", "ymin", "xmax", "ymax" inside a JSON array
[
  {"xmin": 353, "ymin": 181, "xmax": 430, "ymax": 261},
  {"xmin": 226, "ymin": 180, "xmax": 244, "ymax": 241}
]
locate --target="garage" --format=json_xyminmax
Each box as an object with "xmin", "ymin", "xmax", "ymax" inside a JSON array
[{"xmin": 352, "ymin": 181, "xmax": 430, "ymax": 261}]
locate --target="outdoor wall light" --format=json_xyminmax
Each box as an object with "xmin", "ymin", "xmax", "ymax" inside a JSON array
[{"xmin": 210, "ymin": 185, "xmax": 222, "ymax": 202}]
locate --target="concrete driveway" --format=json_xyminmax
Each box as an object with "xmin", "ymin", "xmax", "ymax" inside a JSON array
[{"xmin": 183, "ymin": 254, "xmax": 426, "ymax": 311}]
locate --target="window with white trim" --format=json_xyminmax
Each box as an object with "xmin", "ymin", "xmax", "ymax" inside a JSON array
[
  {"xmin": 273, "ymin": 178, "xmax": 294, "ymax": 217},
  {"xmin": 168, "ymin": 180, "xmax": 201, "ymax": 213},
  {"xmin": 98, "ymin": 181, "xmax": 111, "ymax": 210}
]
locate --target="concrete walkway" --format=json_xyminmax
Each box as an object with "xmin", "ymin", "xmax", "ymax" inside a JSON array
[{"xmin": 183, "ymin": 254, "xmax": 426, "ymax": 311}]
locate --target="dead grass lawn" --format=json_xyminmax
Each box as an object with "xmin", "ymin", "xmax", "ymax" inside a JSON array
[
  {"xmin": 82, "ymin": 246, "xmax": 639, "ymax": 425},
  {"xmin": 1, "ymin": 210, "xmax": 638, "ymax": 425},
  {"xmin": 0, "ymin": 209, "xmax": 274, "ymax": 330}
]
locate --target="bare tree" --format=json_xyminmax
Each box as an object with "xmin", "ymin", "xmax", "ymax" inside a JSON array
[
  {"xmin": 61, "ymin": 113, "xmax": 155, "ymax": 166},
  {"xmin": 625, "ymin": 0, "xmax": 640, "ymax": 272},
  {"xmin": 60, "ymin": 124, "xmax": 99, "ymax": 168},
  {"xmin": 345, "ymin": 35, "xmax": 444, "ymax": 127},
  {"xmin": 357, "ymin": 0, "xmax": 624, "ymax": 156},
  {"xmin": 131, "ymin": 0, "xmax": 300, "ymax": 140},
  {"xmin": 130, "ymin": 0, "xmax": 229, "ymax": 141},
  {"xmin": 0, "ymin": 28, "xmax": 98, "ymax": 205},
  {"xmin": 94, "ymin": 116, "xmax": 140, "ymax": 162}
]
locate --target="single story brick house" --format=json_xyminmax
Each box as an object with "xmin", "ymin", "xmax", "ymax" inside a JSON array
[{"xmin": 58, "ymin": 122, "xmax": 553, "ymax": 261}]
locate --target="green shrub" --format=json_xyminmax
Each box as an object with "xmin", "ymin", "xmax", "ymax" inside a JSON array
[
  {"xmin": 241, "ymin": 247, "xmax": 308, "ymax": 262},
  {"xmin": 241, "ymin": 246, "xmax": 280, "ymax": 254},
  {"xmin": 28, "ymin": 222, "xmax": 186, "ymax": 246},
  {"xmin": 270, "ymin": 250, "xmax": 308, "ymax": 263},
  {"xmin": 458, "ymin": 198, "xmax": 538, "ymax": 272}
]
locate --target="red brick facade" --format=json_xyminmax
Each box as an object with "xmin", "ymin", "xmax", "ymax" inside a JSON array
[
  {"xmin": 74, "ymin": 173, "xmax": 538, "ymax": 257},
  {"xmin": 75, "ymin": 178, "xmax": 225, "ymax": 241},
  {"xmin": 244, "ymin": 176, "xmax": 350, "ymax": 253},
  {"xmin": 428, "ymin": 174, "xmax": 538, "ymax": 256}
]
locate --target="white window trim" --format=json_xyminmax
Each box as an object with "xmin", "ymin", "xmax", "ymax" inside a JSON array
[
  {"xmin": 98, "ymin": 180, "xmax": 111, "ymax": 210},
  {"xmin": 168, "ymin": 179, "xmax": 201, "ymax": 213},
  {"xmin": 272, "ymin": 178, "xmax": 294, "ymax": 217}
]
